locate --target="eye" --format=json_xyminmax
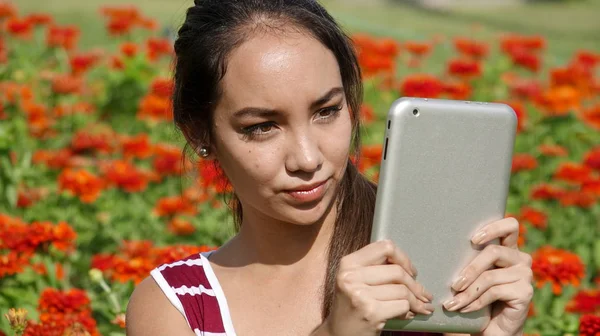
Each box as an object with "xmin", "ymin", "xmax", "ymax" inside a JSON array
[
  {"xmin": 241, "ymin": 122, "xmax": 275, "ymax": 140},
  {"xmin": 315, "ymin": 105, "xmax": 343, "ymax": 121}
]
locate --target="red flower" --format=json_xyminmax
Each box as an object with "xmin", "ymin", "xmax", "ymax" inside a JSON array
[
  {"xmin": 519, "ymin": 206, "xmax": 547, "ymax": 230},
  {"xmin": 584, "ymin": 147, "xmax": 600, "ymax": 171},
  {"xmin": 5, "ymin": 17, "xmax": 33, "ymax": 39},
  {"xmin": 566, "ymin": 289, "xmax": 600, "ymax": 314},
  {"xmin": 554, "ymin": 162, "xmax": 594, "ymax": 184},
  {"xmin": 558, "ymin": 190, "xmax": 596, "ymax": 208},
  {"xmin": 532, "ymin": 246, "xmax": 585, "ymax": 295},
  {"xmin": 400, "ymin": 74, "xmax": 444, "ymax": 98},
  {"xmin": 146, "ymin": 37, "xmax": 173, "ymax": 61},
  {"xmin": 46, "ymin": 24, "xmax": 80, "ymax": 51},
  {"xmin": 447, "ymin": 58, "xmax": 482, "ymax": 79},
  {"xmin": 453, "ymin": 37, "xmax": 488, "ymax": 59},
  {"xmin": 580, "ymin": 104, "xmax": 600, "ymax": 130},
  {"xmin": 579, "ymin": 314, "xmax": 600, "ymax": 336},
  {"xmin": 69, "ymin": 52, "xmax": 100, "ymax": 76},
  {"xmin": 153, "ymin": 143, "xmax": 186, "ymax": 176},
  {"xmin": 511, "ymin": 153, "xmax": 538, "ymax": 173},
  {"xmin": 535, "ymin": 86, "xmax": 581, "ymax": 117},
  {"xmin": 71, "ymin": 127, "xmax": 116, "ymax": 155},
  {"xmin": 530, "ymin": 183, "xmax": 565, "ymax": 201},
  {"xmin": 582, "ymin": 178, "xmax": 600, "ymax": 197},
  {"xmin": 0, "ymin": 2, "xmax": 17, "ymax": 19},
  {"xmin": 119, "ymin": 133, "xmax": 153, "ymax": 159},
  {"xmin": 137, "ymin": 93, "xmax": 173, "ymax": 121},
  {"xmin": 102, "ymin": 160, "xmax": 152, "ymax": 193}
]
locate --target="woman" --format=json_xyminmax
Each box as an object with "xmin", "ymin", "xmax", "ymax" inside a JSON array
[{"xmin": 126, "ymin": 1, "xmax": 534, "ymax": 335}]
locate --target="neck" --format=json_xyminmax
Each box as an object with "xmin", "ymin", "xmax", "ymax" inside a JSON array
[{"xmin": 221, "ymin": 201, "xmax": 337, "ymax": 269}]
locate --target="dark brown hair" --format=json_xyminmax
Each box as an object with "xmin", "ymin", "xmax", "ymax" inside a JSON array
[{"xmin": 172, "ymin": 0, "xmax": 377, "ymax": 318}]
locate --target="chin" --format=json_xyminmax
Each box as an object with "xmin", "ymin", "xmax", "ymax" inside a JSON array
[{"xmin": 279, "ymin": 189, "xmax": 337, "ymax": 226}]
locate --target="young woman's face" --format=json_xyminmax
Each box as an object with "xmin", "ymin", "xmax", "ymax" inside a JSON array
[{"xmin": 211, "ymin": 30, "xmax": 352, "ymax": 226}]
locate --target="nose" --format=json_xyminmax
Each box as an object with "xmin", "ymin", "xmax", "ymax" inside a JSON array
[{"xmin": 285, "ymin": 129, "xmax": 323, "ymax": 174}]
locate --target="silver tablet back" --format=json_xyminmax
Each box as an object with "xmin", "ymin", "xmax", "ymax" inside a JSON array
[{"xmin": 371, "ymin": 98, "xmax": 517, "ymax": 334}]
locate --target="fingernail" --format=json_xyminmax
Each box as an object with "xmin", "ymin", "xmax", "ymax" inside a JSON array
[
  {"xmin": 452, "ymin": 275, "xmax": 467, "ymax": 291},
  {"xmin": 460, "ymin": 305, "xmax": 477, "ymax": 313},
  {"xmin": 422, "ymin": 288, "xmax": 433, "ymax": 302},
  {"xmin": 471, "ymin": 230, "xmax": 487, "ymax": 244},
  {"xmin": 423, "ymin": 303, "xmax": 435, "ymax": 314},
  {"xmin": 406, "ymin": 312, "xmax": 415, "ymax": 319},
  {"xmin": 443, "ymin": 298, "xmax": 459, "ymax": 311}
]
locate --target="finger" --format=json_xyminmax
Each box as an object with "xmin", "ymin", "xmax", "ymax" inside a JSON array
[
  {"xmin": 358, "ymin": 264, "xmax": 433, "ymax": 302},
  {"xmin": 471, "ymin": 217, "xmax": 520, "ymax": 249},
  {"xmin": 458, "ymin": 279, "xmax": 534, "ymax": 313},
  {"xmin": 343, "ymin": 240, "xmax": 417, "ymax": 276},
  {"xmin": 443, "ymin": 266, "xmax": 525, "ymax": 311},
  {"xmin": 451, "ymin": 244, "xmax": 524, "ymax": 292},
  {"xmin": 366, "ymin": 299, "xmax": 415, "ymax": 325},
  {"xmin": 368, "ymin": 284, "xmax": 435, "ymax": 315}
]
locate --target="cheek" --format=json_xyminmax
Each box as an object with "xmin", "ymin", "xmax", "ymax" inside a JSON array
[{"xmin": 218, "ymin": 140, "xmax": 283, "ymax": 191}]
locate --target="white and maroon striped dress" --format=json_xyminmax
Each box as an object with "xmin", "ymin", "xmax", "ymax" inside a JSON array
[{"xmin": 150, "ymin": 250, "xmax": 441, "ymax": 336}]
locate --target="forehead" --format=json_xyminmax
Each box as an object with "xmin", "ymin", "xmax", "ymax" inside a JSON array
[{"xmin": 218, "ymin": 30, "xmax": 343, "ymax": 111}]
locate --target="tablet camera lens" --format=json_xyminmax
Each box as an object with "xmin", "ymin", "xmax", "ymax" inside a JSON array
[{"xmin": 412, "ymin": 108, "xmax": 420, "ymax": 117}]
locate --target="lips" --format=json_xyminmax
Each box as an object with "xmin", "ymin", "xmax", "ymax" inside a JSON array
[{"xmin": 284, "ymin": 178, "xmax": 329, "ymax": 203}]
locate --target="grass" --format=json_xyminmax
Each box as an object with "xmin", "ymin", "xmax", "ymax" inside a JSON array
[{"xmin": 16, "ymin": 0, "xmax": 600, "ymax": 65}]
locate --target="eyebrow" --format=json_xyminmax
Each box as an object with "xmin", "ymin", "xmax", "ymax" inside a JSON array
[{"xmin": 232, "ymin": 87, "xmax": 344, "ymax": 119}]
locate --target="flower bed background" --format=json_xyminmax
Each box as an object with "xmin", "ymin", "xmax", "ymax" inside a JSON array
[{"xmin": 0, "ymin": 1, "xmax": 599, "ymax": 335}]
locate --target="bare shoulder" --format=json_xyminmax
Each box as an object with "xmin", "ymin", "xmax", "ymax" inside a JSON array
[{"xmin": 126, "ymin": 275, "xmax": 195, "ymax": 336}]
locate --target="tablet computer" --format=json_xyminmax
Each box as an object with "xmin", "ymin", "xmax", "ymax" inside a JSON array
[{"xmin": 370, "ymin": 97, "xmax": 517, "ymax": 334}]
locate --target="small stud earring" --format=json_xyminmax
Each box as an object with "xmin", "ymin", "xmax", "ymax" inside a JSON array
[{"xmin": 199, "ymin": 147, "xmax": 209, "ymax": 158}]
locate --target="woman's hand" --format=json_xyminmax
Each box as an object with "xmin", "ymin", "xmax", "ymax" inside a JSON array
[
  {"xmin": 318, "ymin": 240, "xmax": 435, "ymax": 336},
  {"xmin": 442, "ymin": 217, "xmax": 534, "ymax": 336}
]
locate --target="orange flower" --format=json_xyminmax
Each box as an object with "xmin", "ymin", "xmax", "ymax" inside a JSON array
[
  {"xmin": 112, "ymin": 313, "xmax": 126, "ymax": 329},
  {"xmin": 120, "ymin": 41, "xmax": 138, "ymax": 58},
  {"xmin": 17, "ymin": 187, "xmax": 48, "ymax": 208},
  {"xmin": 0, "ymin": 2, "xmax": 17, "ymax": 19},
  {"xmin": 501, "ymin": 101, "xmax": 527, "ymax": 132},
  {"xmin": 198, "ymin": 160, "xmax": 232, "ymax": 194},
  {"xmin": 360, "ymin": 104, "xmax": 375, "ymax": 123},
  {"xmin": 554, "ymin": 162, "xmax": 593, "ymax": 184},
  {"xmin": 453, "ymin": 37, "xmax": 488, "ymax": 59},
  {"xmin": 509, "ymin": 78, "xmax": 543, "ymax": 101},
  {"xmin": 574, "ymin": 50, "xmax": 599, "ymax": 69},
  {"xmin": 168, "ymin": 217, "xmax": 196, "ymax": 236},
  {"xmin": 500, "ymin": 33, "xmax": 546, "ymax": 54},
  {"xmin": 137, "ymin": 93, "xmax": 173, "ymax": 121},
  {"xmin": 33, "ymin": 148, "xmax": 75, "ymax": 169},
  {"xmin": 511, "ymin": 153, "xmax": 538, "ymax": 173},
  {"xmin": 58, "ymin": 168, "xmax": 105, "ymax": 203},
  {"xmin": 352, "ymin": 34, "xmax": 399, "ymax": 77},
  {"xmin": 535, "ymin": 86, "xmax": 581, "ymax": 116},
  {"xmin": 509, "ymin": 48, "xmax": 541, "ymax": 72},
  {"xmin": 153, "ymin": 143, "xmax": 186, "ymax": 176},
  {"xmin": 101, "ymin": 160, "xmax": 150, "ymax": 193},
  {"xmin": 25, "ymin": 13, "xmax": 53, "ymax": 26},
  {"xmin": 5, "ymin": 16, "xmax": 33, "ymax": 39},
  {"xmin": 154, "ymin": 196, "xmax": 197, "ymax": 217},
  {"xmin": 106, "ymin": 17, "xmax": 134, "ymax": 36},
  {"xmin": 404, "ymin": 41, "xmax": 432, "ymax": 57},
  {"xmin": 119, "ymin": 133, "xmax": 153, "ymax": 159},
  {"xmin": 519, "ymin": 206, "xmax": 547, "ymax": 230},
  {"xmin": 550, "ymin": 65, "xmax": 594, "ymax": 98},
  {"xmin": 51, "ymin": 74, "xmax": 82, "ymax": 95},
  {"xmin": 580, "ymin": 104, "xmax": 600, "ymax": 129},
  {"xmin": 400, "ymin": 74, "xmax": 444, "ymax": 98},
  {"xmin": 110, "ymin": 55, "xmax": 125, "ymax": 70},
  {"xmin": 532, "ymin": 246, "xmax": 585, "ymax": 295},
  {"xmin": 46, "ymin": 24, "xmax": 80, "ymax": 51},
  {"xmin": 443, "ymin": 81, "xmax": 472, "ymax": 100},
  {"xmin": 359, "ymin": 144, "xmax": 383, "ymax": 173},
  {"xmin": 447, "ymin": 58, "xmax": 482, "ymax": 80},
  {"xmin": 538, "ymin": 144, "xmax": 568, "ymax": 157}
]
